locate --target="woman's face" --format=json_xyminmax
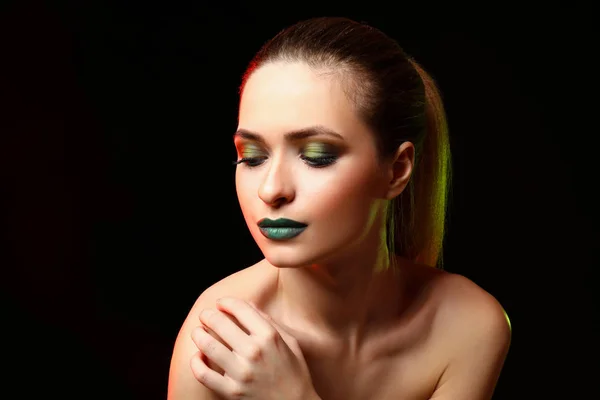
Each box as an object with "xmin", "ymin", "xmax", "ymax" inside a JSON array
[{"xmin": 235, "ymin": 62, "xmax": 392, "ymax": 268}]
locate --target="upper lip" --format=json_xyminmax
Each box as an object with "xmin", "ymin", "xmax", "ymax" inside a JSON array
[{"xmin": 257, "ymin": 218, "xmax": 307, "ymax": 228}]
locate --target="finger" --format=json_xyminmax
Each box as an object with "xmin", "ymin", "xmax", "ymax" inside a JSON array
[
  {"xmin": 190, "ymin": 351, "xmax": 231, "ymax": 398},
  {"xmin": 247, "ymin": 301, "xmax": 270, "ymax": 320},
  {"xmin": 199, "ymin": 308, "xmax": 254, "ymax": 357},
  {"xmin": 216, "ymin": 297, "xmax": 275, "ymax": 338},
  {"xmin": 247, "ymin": 301, "xmax": 298, "ymax": 346},
  {"xmin": 199, "ymin": 343, "xmax": 226, "ymax": 375},
  {"xmin": 203, "ymin": 322, "xmax": 233, "ymax": 352},
  {"xmin": 191, "ymin": 326, "xmax": 236, "ymax": 375}
]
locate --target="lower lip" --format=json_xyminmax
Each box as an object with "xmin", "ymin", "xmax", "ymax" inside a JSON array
[{"xmin": 259, "ymin": 227, "xmax": 307, "ymax": 240}]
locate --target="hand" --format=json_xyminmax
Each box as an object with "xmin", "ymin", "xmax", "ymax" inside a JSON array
[{"xmin": 190, "ymin": 297, "xmax": 320, "ymax": 400}]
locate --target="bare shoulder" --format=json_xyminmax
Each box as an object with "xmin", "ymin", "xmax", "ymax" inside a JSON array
[
  {"xmin": 167, "ymin": 260, "xmax": 272, "ymax": 400},
  {"xmin": 428, "ymin": 270, "xmax": 512, "ymax": 399},
  {"xmin": 402, "ymin": 265, "xmax": 510, "ymax": 351},
  {"xmin": 432, "ymin": 271, "xmax": 511, "ymax": 337},
  {"xmin": 197, "ymin": 260, "xmax": 273, "ymax": 304}
]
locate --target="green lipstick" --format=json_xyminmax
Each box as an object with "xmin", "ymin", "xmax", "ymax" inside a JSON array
[{"xmin": 257, "ymin": 218, "xmax": 307, "ymax": 240}]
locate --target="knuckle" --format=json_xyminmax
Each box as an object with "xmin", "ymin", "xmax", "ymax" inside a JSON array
[
  {"xmin": 191, "ymin": 359, "xmax": 209, "ymax": 382},
  {"xmin": 229, "ymin": 384, "xmax": 245, "ymax": 400},
  {"xmin": 205, "ymin": 340, "xmax": 218, "ymax": 354},
  {"xmin": 245, "ymin": 344, "xmax": 263, "ymax": 361},
  {"xmin": 264, "ymin": 329, "xmax": 280, "ymax": 344},
  {"xmin": 198, "ymin": 335, "xmax": 217, "ymax": 354},
  {"xmin": 239, "ymin": 366, "xmax": 254, "ymax": 383},
  {"xmin": 195, "ymin": 369, "xmax": 209, "ymax": 383}
]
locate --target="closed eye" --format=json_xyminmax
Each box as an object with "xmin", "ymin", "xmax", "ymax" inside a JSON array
[
  {"xmin": 300, "ymin": 154, "xmax": 338, "ymax": 167},
  {"xmin": 233, "ymin": 156, "xmax": 267, "ymax": 167}
]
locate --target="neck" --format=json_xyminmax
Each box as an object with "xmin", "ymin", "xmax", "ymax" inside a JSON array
[{"xmin": 272, "ymin": 240, "xmax": 410, "ymax": 354}]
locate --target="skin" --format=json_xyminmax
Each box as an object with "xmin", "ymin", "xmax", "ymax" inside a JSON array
[
  {"xmin": 167, "ymin": 60, "xmax": 511, "ymax": 400},
  {"xmin": 234, "ymin": 61, "xmax": 415, "ymax": 352}
]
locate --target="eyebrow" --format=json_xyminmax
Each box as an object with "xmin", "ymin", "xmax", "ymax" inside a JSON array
[{"xmin": 233, "ymin": 125, "xmax": 345, "ymax": 143}]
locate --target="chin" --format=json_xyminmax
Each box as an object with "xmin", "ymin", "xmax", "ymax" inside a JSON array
[
  {"xmin": 252, "ymin": 230, "xmax": 353, "ymax": 269},
  {"xmin": 257, "ymin": 242, "xmax": 317, "ymax": 269},
  {"xmin": 260, "ymin": 242, "xmax": 345, "ymax": 270},
  {"xmin": 262, "ymin": 251, "xmax": 310, "ymax": 269}
]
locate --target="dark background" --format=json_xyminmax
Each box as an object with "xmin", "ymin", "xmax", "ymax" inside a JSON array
[{"xmin": 2, "ymin": 1, "xmax": 597, "ymax": 399}]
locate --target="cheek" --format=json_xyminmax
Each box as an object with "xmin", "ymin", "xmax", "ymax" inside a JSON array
[
  {"xmin": 302, "ymin": 166, "xmax": 380, "ymax": 221},
  {"xmin": 235, "ymin": 172, "xmax": 256, "ymax": 212}
]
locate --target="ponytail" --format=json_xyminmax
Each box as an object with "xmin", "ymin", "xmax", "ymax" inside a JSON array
[{"xmin": 391, "ymin": 59, "xmax": 453, "ymax": 269}]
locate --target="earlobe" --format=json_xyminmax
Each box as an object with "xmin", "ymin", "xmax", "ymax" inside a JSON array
[{"xmin": 384, "ymin": 142, "xmax": 414, "ymax": 200}]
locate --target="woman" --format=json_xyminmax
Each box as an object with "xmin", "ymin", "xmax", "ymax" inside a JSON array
[{"xmin": 168, "ymin": 17, "xmax": 511, "ymax": 400}]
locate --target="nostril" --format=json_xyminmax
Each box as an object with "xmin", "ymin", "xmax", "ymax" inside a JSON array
[{"xmin": 270, "ymin": 197, "xmax": 287, "ymax": 208}]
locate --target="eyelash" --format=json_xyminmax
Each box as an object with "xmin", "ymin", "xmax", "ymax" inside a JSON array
[{"xmin": 232, "ymin": 154, "xmax": 338, "ymax": 168}]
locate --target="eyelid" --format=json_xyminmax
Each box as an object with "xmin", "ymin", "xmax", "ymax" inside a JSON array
[
  {"xmin": 303, "ymin": 141, "xmax": 340, "ymax": 155},
  {"xmin": 238, "ymin": 142, "xmax": 267, "ymax": 155},
  {"xmin": 236, "ymin": 140, "xmax": 342, "ymax": 158},
  {"xmin": 304, "ymin": 142, "xmax": 335, "ymax": 150}
]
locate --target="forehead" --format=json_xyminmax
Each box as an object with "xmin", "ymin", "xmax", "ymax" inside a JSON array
[{"xmin": 238, "ymin": 62, "xmax": 369, "ymax": 141}]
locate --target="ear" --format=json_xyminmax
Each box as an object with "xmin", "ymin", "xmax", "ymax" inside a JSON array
[{"xmin": 384, "ymin": 141, "xmax": 415, "ymax": 200}]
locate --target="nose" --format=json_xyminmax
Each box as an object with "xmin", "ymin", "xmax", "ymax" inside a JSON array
[{"xmin": 258, "ymin": 156, "xmax": 295, "ymax": 208}]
